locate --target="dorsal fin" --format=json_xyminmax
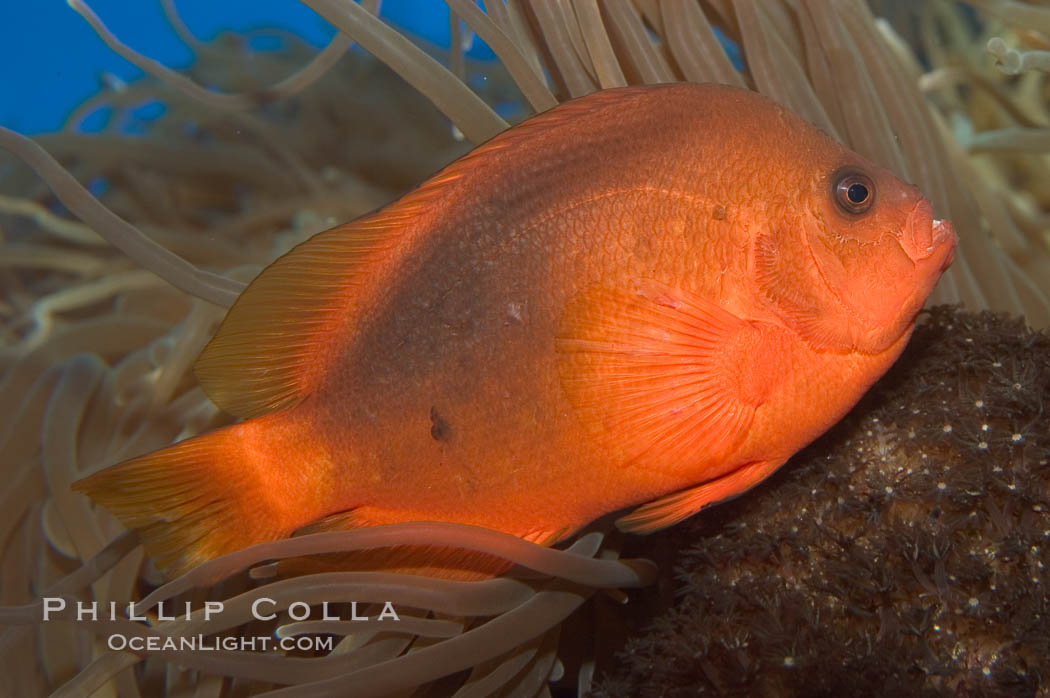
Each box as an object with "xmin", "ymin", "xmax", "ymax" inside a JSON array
[
  {"xmin": 195, "ymin": 206, "xmax": 415, "ymax": 418},
  {"xmin": 196, "ymin": 86, "xmax": 671, "ymax": 418}
]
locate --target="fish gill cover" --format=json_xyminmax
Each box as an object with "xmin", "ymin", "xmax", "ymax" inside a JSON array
[{"xmin": 0, "ymin": 1, "xmax": 1047, "ymax": 697}]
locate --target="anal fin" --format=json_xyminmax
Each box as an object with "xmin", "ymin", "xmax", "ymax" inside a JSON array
[
  {"xmin": 616, "ymin": 458, "xmax": 786, "ymax": 533},
  {"xmin": 292, "ymin": 509, "xmax": 369, "ymax": 537},
  {"xmin": 281, "ymin": 509, "xmax": 565, "ymax": 581}
]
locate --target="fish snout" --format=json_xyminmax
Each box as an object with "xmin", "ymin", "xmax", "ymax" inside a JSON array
[
  {"xmin": 932, "ymin": 218, "xmax": 957, "ymax": 272},
  {"xmin": 902, "ymin": 199, "xmax": 955, "ymax": 269}
]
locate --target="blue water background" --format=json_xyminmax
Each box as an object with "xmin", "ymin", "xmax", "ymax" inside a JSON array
[
  {"xmin": 1, "ymin": 1, "xmax": 741, "ymax": 135},
  {"xmin": 0, "ymin": 1, "xmax": 479, "ymax": 134}
]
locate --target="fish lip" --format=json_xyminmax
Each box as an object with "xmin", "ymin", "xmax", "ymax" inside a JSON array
[
  {"xmin": 903, "ymin": 200, "xmax": 935, "ymax": 261},
  {"xmin": 903, "ymin": 200, "xmax": 955, "ymax": 268},
  {"xmin": 932, "ymin": 218, "xmax": 956, "ymax": 271}
]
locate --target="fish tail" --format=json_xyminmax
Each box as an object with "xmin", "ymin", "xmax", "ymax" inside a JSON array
[{"xmin": 73, "ymin": 412, "xmax": 328, "ymax": 577}]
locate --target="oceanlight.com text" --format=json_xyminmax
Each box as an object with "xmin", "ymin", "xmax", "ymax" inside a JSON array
[{"xmin": 106, "ymin": 634, "xmax": 336, "ymax": 653}]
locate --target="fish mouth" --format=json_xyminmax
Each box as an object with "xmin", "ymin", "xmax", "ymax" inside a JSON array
[
  {"xmin": 903, "ymin": 199, "xmax": 956, "ymax": 271},
  {"xmin": 931, "ymin": 218, "xmax": 956, "ymax": 272}
]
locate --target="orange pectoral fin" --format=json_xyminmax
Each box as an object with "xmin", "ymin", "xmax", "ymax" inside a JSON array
[
  {"xmin": 616, "ymin": 458, "xmax": 787, "ymax": 533},
  {"xmin": 555, "ymin": 279, "xmax": 777, "ymax": 473}
]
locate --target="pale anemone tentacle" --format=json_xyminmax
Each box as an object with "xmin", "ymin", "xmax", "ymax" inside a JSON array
[
  {"xmin": 160, "ymin": 0, "xmax": 204, "ymax": 49},
  {"xmin": 0, "ymin": 126, "xmax": 244, "ymax": 308},
  {"xmin": 67, "ymin": 0, "xmax": 350, "ymax": 194},
  {"xmin": 444, "ymin": 0, "xmax": 559, "ymax": 110},
  {"xmin": 987, "ymin": 36, "xmax": 1050, "ymax": 74},
  {"xmin": 0, "ymin": 194, "xmax": 104, "ymax": 246},
  {"xmin": 67, "ymin": 0, "xmax": 366, "ymax": 111},
  {"xmin": 300, "ymin": 0, "xmax": 508, "ymax": 144},
  {"xmin": 2, "ymin": 524, "xmax": 650, "ymax": 694}
]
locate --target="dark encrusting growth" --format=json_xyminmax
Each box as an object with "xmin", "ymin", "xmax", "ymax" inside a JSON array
[{"xmin": 594, "ymin": 306, "xmax": 1050, "ymax": 698}]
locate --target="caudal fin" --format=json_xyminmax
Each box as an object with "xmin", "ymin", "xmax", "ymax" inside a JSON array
[{"xmin": 73, "ymin": 415, "xmax": 322, "ymax": 577}]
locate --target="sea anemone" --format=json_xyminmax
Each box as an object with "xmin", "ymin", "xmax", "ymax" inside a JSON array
[{"xmin": 1, "ymin": 1, "xmax": 1048, "ymax": 695}]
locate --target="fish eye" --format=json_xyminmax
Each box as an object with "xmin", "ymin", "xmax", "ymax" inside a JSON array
[{"xmin": 833, "ymin": 171, "xmax": 875, "ymax": 215}]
